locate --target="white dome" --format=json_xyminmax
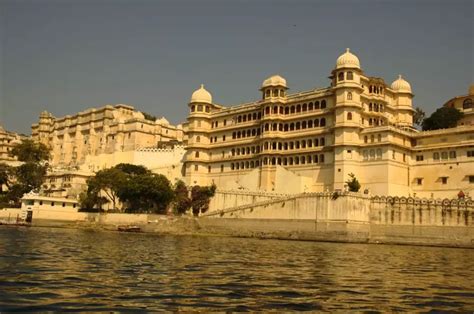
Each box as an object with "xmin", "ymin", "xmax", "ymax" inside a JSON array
[
  {"xmin": 190, "ymin": 84, "xmax": 212, "ymax": 104},
  {"xmin": 261, "ymin": 75, "xmax": 287, "ymax": 89},
  {"xmin": 391, "ymin": 75, "xmax": 412, "ymax": 93},
  {"xmin": 336, "ymin": 48, "xmax": 361, "ymax": 69}
]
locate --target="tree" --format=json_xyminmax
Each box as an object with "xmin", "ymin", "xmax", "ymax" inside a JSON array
[
  {"xmin": 173, "ymin": 180, "xmax": 191, "ymax": 215},
  {"xmin": 114, "ymin": 163, "xmax": 149, "ymax": 176},
  {"xmin": 87, "ymin": 168, "xmax": 126, "ymax": 210},
  {"xmin": 422, "ymin": 107, "xmax": 463, "ymax": 131},
  {"xmin": 14, "ymin": 163, "xmax": 47, "ymax": 191},
  {"xmin": 0, "ymin": 163, "xmax": 14, "ymax": 192},
  {"xmin": 346, "ymin": 173, "xmax": 361, "ymax": 192},
  {"xmin": 118, "ymin": 173, "xmax": 174, "ymax": 214},
  {"xmin": 413, "ymin": 107, "xmax": 426, "ymax": 128},
  {"xmin": 141, "ymin": 112, "xmax": 156, "ymax": 121},
  {"xmin": 190, "ymin": 184, "xmax": 216, "ymax": 216},
  {"xmin": 78, "ymin": 191, "xmax": 108, "ymax": 212},
  {"xmin": 0, "ymin": 140, "xmax": 50, "ymax": 208},
  {"xmin": 9, "ymin": 139, "xmax": 50, "ymax": 162}
]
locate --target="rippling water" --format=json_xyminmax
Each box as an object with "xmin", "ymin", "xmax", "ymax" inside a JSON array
[{"xmin": 0, "ymin": 227, "xmax": 473, "ymax": 311}]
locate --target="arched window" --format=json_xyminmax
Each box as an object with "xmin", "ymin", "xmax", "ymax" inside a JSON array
[
  {"xmin": 285, "ymin": 107, "xmax": 289, "ymax": 115},
  {"xmin": 196, "ymin": 136, "xmax": 200, "ymax": 142},
  {"xmin": 308, "ymin": 120, "xmax": 313, "ymax": 128},
  {"xmin": 314, "ymin": 119, "xmax": 319, "ymax": 127},
  {"xmin": 273, "ymin": 89, "xmax": 278, "ymax": 97},
  {"xmin": 290, "ymin": 123, "xmax": 295, "ymax": 131},
  {"xmin": 296, "ymin": 122, "xmax": 301, "ymax": 130},
  {"xmin": 315, "ymin": 101, "xmax": 320, "ymax": 109},
  {"xmin": 195, "ymin": 151, "xmax": 199, "ymax": 158},
  {"xmin": 191, "ymin": 105, "xmax": 196, "ymax": 112},
  {"xmin": 302, "ymin": 121, "xmax": 307, "ymax": 129},
  {"xmin": 272, "ymin": 123, "xmax": 277, "ymax": 131},
  {"xmin": 284, "ymin": 124, "xmax": 289, "ymax": 131},
  {"xmin": 313, "ymin": 155, "xmax": 318, "ymax": 163},
  {"xmin": 320, "ymin": 118, "xmax": 326, "ymax": 127},
  {"xmin": 378, "ymin": 134, "xmax": 382, "ymax": 142},
  {"xmin": 290, "ymin": 106, "xmax": 295, "ymax": 114},
  {"xmin": 369, "ymin": 103, "xmax": 373, "ymax": 111},
  {"xmin": 347, "ymin": 112, "xmax": 352, "ymax": 120},
  {"xmin": 265, "ymin": 107, "xmax": 270, "ymax": 115},
  {"xmin": 205, "ymin": 106, "xmax": 210, "ymax": 113},
  {"xmin": 320, "ymin": 137, "xmax": 325, "ymax": 146},
  {"xmin": 321, "ymin": 100, "xmax": 327, "ymax": 109},
  {"xmin": 302, "ymin": 103, "xmax": 307, "ymax": 112},
  {"xmin": 231, "ymin": 163, "xmax": 235, "ymax": 170},
  {"xmin": 364, "ymin": 136, "xmax": 368, "ymax": 143},
  {"xmin": 369, "ymin": 86, "xmax": 373, "ymax": 93},
  {"xmin": 295, "ymin": 157, "xmax": 299, "ymax": 165},
  {"xmin": 279, "ymin": 106, "xmax": 284, "ymax": 114},
  {"xmin": 347, "ymin": 92, "xmax": 352, "ymax": 100},
  {"xmin": 301, "ymin": 156, "xmax": 306, "ymax": 164},
  {"xmin": 338, "ymin": 72, "xmax": 344, "ymax": 81},
  {"xmin": 296, "ymin": 104, "xmax": 301, "ymax": 113},
  {"xmin": 237, "ymin": 116, "xmax": 242, "ymax": 123},
  {"xmin": 273, "ymin": 106, "xmax": 278, "ymax": 114},
  {"xmin": 347, "ymin": 71, "xmax": 353, "ymax": 80},
  {"xmin": 309, "ymin": 102, "xmax": 313, "ymax": 110},
  {"xmin": 308, "ymin": 139, "xmax": 312, "ymax": 147},
  {"xmin": 252, "ymin": 113, "xmax": 257, "ymax": 120},
  {"xmin": 463, "ymin": 98, "xmax": 473, "ymax": 109}
]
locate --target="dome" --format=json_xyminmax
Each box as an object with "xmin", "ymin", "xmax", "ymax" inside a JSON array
[
  {"xmin": 391, "ymin": 75, "xmax": 412, "ymax": 93},
  {"xmin": 335, "ymin": 48, "xmax": 361, "ymax": 69},
  {"xmin": 190, "ymin": 84, "xmax": 212, "ymax": 104},
  {"xmin": 261, "ymin": 75, "xmax": 287, "ymax": 89}
]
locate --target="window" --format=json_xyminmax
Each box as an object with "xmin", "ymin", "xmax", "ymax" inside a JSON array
[
  {"xmin": 417, "ymin": 178, "xmax": 423, "ymax": 185},
  {"xmin": 62, "ymin": 202, "xmax": 66, "ymax": 207},
  {"xmin": 338, "ymin": 72, "xmax": 344, "ymax": 81},
  {"xmin": 347, "ymin": 112, "xmax": 352, "ymax": 120},
  {"xmin": 347, "ymin": 72, "xmax": 353, "ymax": 80},
  {"xmin": 441, "ymin": 177, "xmax": 448, "ymax": 185},
  {"xmin": 223, "ymin": 135, "xmax": 226, "ymax": 141},
  {"xmin": 416, "ymin": 155, "xmax": 424, "ymax": 161},
  {"xmin": 320, "ymin": 118, "xmax": 326, "ymax": 127},
  {"xmin": 441, "ymin": 152, "xmax": 448, "ymax": 160},
  {"xmin": 321, "ymin": 100, "xmax": 327, "ymax": 109},
  {"xmin": 194, "ymin": 165, "xmax": 198, "ymax": 171},
  {"xmin": 433, "ymin": 152, "xmax": 440, "ymax": 160},
  {"xmin": 469, "ymin": 176, "xmax": 474, "ymax": 183},
  {"xmin": 463, "ymin": 98, "xmax": 473, "ymax": 109},
  {"xmin": 449, "ymin": 151, "xmax": 456, "ymax": 159},
  {"xmin": 196, "ymin": 136, "xmax": 200, "ymax": 143},
  {"xmin": 347, "ymin": 92, "xmax": 352, "ymax": 100},
  {"xmin": 51, "ymin": 202, "xmax": 55, "ymax": 207},
  {"xmin": 364, "ymin": 136, "xmax": 368, "ymax": 143},
  {"xmin": 468, "ymin": 150, "xmax": 474, "ymax": 157},
  {"xmin": 208, "ymin": 166, "xmax": 211, "ymax": 173},
  {"xmin": 195, "ymin": 151, "xmax": 199, "ymax": 158}
]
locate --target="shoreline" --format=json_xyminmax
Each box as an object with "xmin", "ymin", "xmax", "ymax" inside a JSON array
[{"xmin": 7, "ymin": 217, "xmax": 472, "ymax": 250}]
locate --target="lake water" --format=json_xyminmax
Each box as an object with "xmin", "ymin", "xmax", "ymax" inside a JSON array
[{"xmin": 0, "ymin": 227, "xmax": 473, "ymax": 312}]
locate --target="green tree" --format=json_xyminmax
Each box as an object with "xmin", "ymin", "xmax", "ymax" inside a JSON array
[
  {"xmin": 87, "ymin": 167, "xmax": 126, "ymax": 210},
  {"xmin": 78, "ymin": 191, "xmax": 108, "ymax": 212},
  {"xmin": 114, "ymin": 163, "xmax": 149, "ymax": 176},
  {"xmin": 9, "ymin": 139, "xmax": 50, "ymax": 162},
  {"xmin": 14, "ymin": 163, "xmax": 47, "ymax": 191},
  {"xmin": 141, "ymin": 112, "xmax": 156, "ymax": 121},
  {"xmin": 413, "ymin": 107, "xmax": 426, "ymax": 128},
  {"xmin": 118, "ymin": 173, "xmax": 174, "ymax": 214},
  {"xmin": 422, "ymin": 107, "xmax": 463, "ymax": 131},
  {"xmin": 0, "ymin": 163, "xmax": 14, "ymax": 192},
  {"xmin": 346, "ymin": 173, "xmax": 361, "ymax": 192},
  {"xmin": 191, "ymin": 184, "xmax": 216, "ymax": 216},
  {"xmin": 0, "ymin": 140, "xmax": 51, "ymax": 207},
  {"xmin": 173, "ymin": 180, "xmax": 191, "ymax": 215}
]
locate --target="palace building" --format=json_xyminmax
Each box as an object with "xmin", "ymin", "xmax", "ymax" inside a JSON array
[
  {"xmin": 183, "ymin": 49, "xmax": 474, "ymax": 198},
  {"xmin": 31, "ymin": 104, "xmax": 184, "ymax": 168},
  {"xmin": 0, "ymin": 125, "xmax": 27, "ymax": 166}
]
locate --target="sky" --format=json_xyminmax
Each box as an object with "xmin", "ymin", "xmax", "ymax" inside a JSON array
[{"xmin": 0, "ymin": 0, "xmax": 472, "ymax": 134}]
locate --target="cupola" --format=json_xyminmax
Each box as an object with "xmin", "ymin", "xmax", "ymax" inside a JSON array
[
  {"xmin": 260, "ymin": 75, "xmax": 288, "ymax": 90},
  {"xmin": 391, "ymin": 75, "xmax": 412, "ymax": 94},
  {"xmin": 190, "ymin": 84, "xmax": 212, "ymax": 104},
  {"xmin": 335, "ymin": 48, "xmax": 361, "ymax": 70}
]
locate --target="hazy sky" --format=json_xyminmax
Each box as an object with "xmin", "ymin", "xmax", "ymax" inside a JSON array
[{"xmin": 0, "ymin": 0, "xmax": 472, "ymax": 134}]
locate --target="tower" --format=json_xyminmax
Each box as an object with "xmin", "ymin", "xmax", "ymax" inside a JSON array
[{"xmin": 185, "ymin": 84, "xmax": 214, "ymax": 186}]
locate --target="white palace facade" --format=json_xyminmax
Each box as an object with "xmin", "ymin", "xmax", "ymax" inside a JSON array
[{"xmin": 184, "ymin": 49, "xmax": 474, "ymax": 198}]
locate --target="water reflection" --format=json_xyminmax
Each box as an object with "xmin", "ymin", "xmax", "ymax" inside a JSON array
[{"xmin": 0, "ymin": 227, "xmax": 473, "ymax": 311}]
